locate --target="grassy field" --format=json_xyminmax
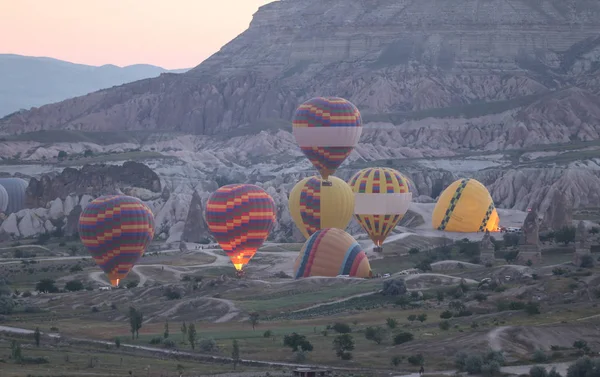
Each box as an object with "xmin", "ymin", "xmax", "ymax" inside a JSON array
[{"xmin": 0, "ymin": 331, "xmax": 257, "ymax": 377}]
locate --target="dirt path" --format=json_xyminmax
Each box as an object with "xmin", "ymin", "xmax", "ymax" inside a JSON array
[
  {"xmin": 487, "ymin": 326, "xmax": 512, "ymax": 351},
  {"xmin": 292, "ymin": 291, "xmax": 377, "ymax": 313},
  {"xmin": 0, "ymin": 244, "xmax": 52, "ymax": 252}
]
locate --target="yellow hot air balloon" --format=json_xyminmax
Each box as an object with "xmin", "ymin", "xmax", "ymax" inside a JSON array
[
  {"xmin": 432, "ymin": 178, "xmax": 500, "ymax": 233},
  {"xmin": 293, "ymin": 228, "xmax": 372, "ymax": 278},
  {"xmin": 288, "ymin": 175, "xmax": 354, "ymax": 239},
  {"xmin": 348, "ymin": 167, "xmax": 412, "ymax": 251}
]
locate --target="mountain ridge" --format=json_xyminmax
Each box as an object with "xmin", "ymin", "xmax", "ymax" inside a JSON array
[{"xmin": 0, "ymin": 54, "xmax": 190, "ymax": 118}]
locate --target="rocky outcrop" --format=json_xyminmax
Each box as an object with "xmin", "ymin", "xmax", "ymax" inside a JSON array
[
  {"xmin": 539, "ymin": 188, "xmax": 573, "ymax": 231},
  {"xmin": 2, "ymin": 0, "xmax": 600, "ymax": 147},
  {"xmin": 25, "ymin": 162, "xmax": 161, "ymax": 208},
  {"xmin": 181, "ymin": 190, "xmax": 211, "ymax": 243}
]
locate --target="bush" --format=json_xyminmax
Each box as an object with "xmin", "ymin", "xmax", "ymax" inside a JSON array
[
  {"xmin": 332, "ymin": 322, "xmax": 351, "ymax": 334},
  {"xmin": 525, "ymin": 301, "xmax": 541, "ymax": 315},
  {"xmin": 567, "ymin": 356, "xmax": 600, "ymax": 377},
  {"xmin": 408, "ymin": 248, "xmax": 420, "ymax": 255},
  {"xmin": 473, "ymin": 292, "xmax": 488, "ymax": 302},
  {"xmin": 198, "ymin": 338, "xmax": 218, "ymax": 352},
  {"xmin": 439, "ymin": 321, "xmax": 450, "ymax": 330},
  {"xmin": 263, "ymin": 330, "xmax": 273, "ymax": 338},
  {"xmin": 394, "ymin": 332, "xmax": 414, "ymax": 345},
  {"xmin": 164, "ymin": 288, "xmax": 181, "ymax": 300},
  {"xmin": 391, "ymin": 356, "xmax": 403, "ymax": 367},
  {"xmin": 149, "ymin": 337, "xmax": 162, "ymax": 344},
  {"xmin": 0, "ymin": 296, "xmax": 15, "ymax": 314},
  {"xmin": 554, "ymin": 226, "xmax": 576, "ymax": 245},
  {"xmin": 283, "ymin": 333, "xmax": 313, "ymax": 352},
  {"xmin": 548, "ymin": 368, "xmax": 562, "ymax": 377},
  {"xmin": 407, "ymin": 354, "xmax": 424, "ymax": 366},
  {"xmin": 455, "ymin": 350, "xmax": 505, "ymax": 376},
  {"xmin": 163, "ymin": 339, "xmax": 176, "ymax": 349},
  {"xmin": 440, "ymin": 310, "xmax": 453, "ymax": 319},
  {"xmin": 532, "ymin": 349, "xmax": 548, "ymax": 363},
  {"xmin": 36, "ymin": 279, "xmax": 59, "ymax": 293},
  {"xmin": 530, "ymin": 366, "xmax": 548, "ymax": 377},
  {"xmin": 364, "ymin": 326, "xmax": 385, "ymax": 344},
  {"xmin": 64, "ymin": 280, "xmax": 84, "ymax": 292},
  {"xmin": 126, "ymin": 281, "xmax": 139, "ymax": 289}
]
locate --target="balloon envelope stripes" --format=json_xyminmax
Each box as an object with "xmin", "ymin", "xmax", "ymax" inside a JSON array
[
  {"xmin": 78, "ymin": 195, "xmax": 155, "ymax": 287},
  {"xmin": 205, "ymin": 184, "xmax": 276, "ymax": 271}
]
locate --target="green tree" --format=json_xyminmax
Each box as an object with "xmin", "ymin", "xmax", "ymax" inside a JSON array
[
  {"xmin": 554, "ymin": 226, "xmax": 576, "ymax": 245},
  {"xmin": 10, "ymin": 340, "xmax": 22, "ymax": 363},
  {"xmin": 249, "ymin": 312, "xmax": 259, "ymax": 330},
  {"xmin": 64, "ymin": 280, "xmax": 84, "ymax": 292},
  {"xmin": 187, "ymin": 323, "xmax": 197, "ymax": 349},
  {"xmin": 115, "ymin": 337, "xmax": 121, "ymax": 348},
  {"xmin": 283, "ymin": 333, "xmax": 313, "ymax": 352},
  {"xmin": 417, "ymin": 313, "xmax": 428, "ymax": 322},
  {"xmin": 333, "ymin": 334, "xmax": 355, "ymax": 360},
  {"xmin": 34, "ymin": 327, "xmax": 41, "ymax": 347},
  {"xmin": 232, "ymin": 339, "xmax": 240, "ymax": 369},
  {"xmin": 164, "ymin": 319, "xmax": 169, "ymax": 339},
  {"xmin": 181, "ymin": 321, "xmax": 187, "ymax": 343},
  {"xmin": 364, "ymin": 326, "xmax": 386, "ymax": 345},
  {"xmin": 394, "ymin": 332, "xmax": 414, "ymax": 345},
  {"xmin": 386, "ymin": 318, "xmax": 398, "ymax": 329},
  {"xmin": 128, "ymin": 306, "xmax": 143, "ymax": 339},
  {"xmin": 36, "ymin": 279, "xmax": 58, "ymax": 293},
  {"xmin": 407, "ymin": 314, "xmax": 417, "ymax": 322}
]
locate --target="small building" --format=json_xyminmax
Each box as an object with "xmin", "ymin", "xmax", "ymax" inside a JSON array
[{"xmin": 292, "ymin": 368, "xmax": 331, "ymax": 377}]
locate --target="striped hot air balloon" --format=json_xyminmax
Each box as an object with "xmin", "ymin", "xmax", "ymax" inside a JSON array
[
  {"xmin": 348, "ymin": 167, "xmax": 412, "ymax": 250},
  {"xmin": 293, "ymin": 228, "xmax": 372, "ymax": 279},
  {"xmin": 288, "ymin": 175, "xmax": 354, "ymax": 239},
  {"xmin": 0, "ymin": 177, "xmax": 28, "ymax": 214},
  {"xmin": 292, "ymin": 97, "xmax": 362, "ymax": 181},
  {"xmin": 205, "ymin": 184, "xmax": 276, "ymax": 272},
  {"xmin": 432, "ymin": 178, "xmax": 500, "ymax": 233},
  {"xmin": 78, "ymin": 195, "xmax": 155, "ymax": 287},
  {"xmin": 0, "ymin": 184, "xmax": 8, "ymax": 214}
]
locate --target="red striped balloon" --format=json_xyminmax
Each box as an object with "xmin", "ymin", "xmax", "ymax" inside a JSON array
[{"xmin": 205, "ymin": 184, "xmax": 276, "ymax": 271}]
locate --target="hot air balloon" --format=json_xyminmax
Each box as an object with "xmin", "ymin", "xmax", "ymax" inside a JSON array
[
  {"xmin": 432, "ymin": 178, "xmax": 500, "ymax": 233},
  {"xmin": 0, "ymin": 177, "xmax": 28, "ymax": 214},
  {"xmin": 205, "ymin": 184, "xmax": 276, "ymax": 273},
  {"xmin": 0, "ymin": 184, "xmax": 8, "ymax": 214},
  {"xmin": 292, "ymin": 97, "xmax": 362, "ymax": 181},
  {"xmin": 293, "ymin": 228, "xmax": 372, "ymax": 279},
  {"xmin": 348, "ymin": 167, "xmax": 412, "ymax": 252},
  {"xmin": 78, "ymin": 195, "xmax": 155, "ymax": 287},
  {"xmin": 288, "ymin": 176, "xmax": 354, "ymax": 239}
]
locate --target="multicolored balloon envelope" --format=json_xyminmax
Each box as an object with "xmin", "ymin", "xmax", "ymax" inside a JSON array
[
  {"xmin": 205, "ymin": 184, "xmax": 276, "ymax": 271},
  {"xmin": 292, "ymin": 97, "xmax": 362, "ymax": 180},
  {"xmin": 78, "ymin": 195, "xmax": 155, "ymax": 287},
  {"xmin": 288, "ymin": 176, "xmax": 354, "ymax": 239},
  {"xmin": 432, "ymin": 178, "xmax": 500, "ymax": 233},
  {"xmin": 293, "ymin": 228, "xmax": 371, "ymax": 279},
  {"xmin": 348, "ymin": 167, "xmax": 412, "ymax": 247},
  {"xmin": 0, "ymin": 177, "xmax": 28, "ymax": 214},
  {"xmin": 0, "ymin": 184, "xmax": 8, "ymax": 213}
]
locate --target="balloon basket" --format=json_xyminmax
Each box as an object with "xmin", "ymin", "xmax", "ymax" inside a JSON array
[
  {"xmin": 235, "ymin": 270, "xmax": 246, "ymax": 279},
  {"xmin": 374, "ymin": 246, "xmax": 383, "ymax": 253}
]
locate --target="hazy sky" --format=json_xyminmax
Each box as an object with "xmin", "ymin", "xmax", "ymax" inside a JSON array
[{"xmin": 0, "ymin": 0, "xmax": 276, "ymax": 69}]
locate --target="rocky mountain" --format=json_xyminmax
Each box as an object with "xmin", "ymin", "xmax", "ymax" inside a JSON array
[
  {"xmin": 1, "ymin": 0, "xmax": 600, "ymax": 240},
  {"xmin": 0, "ymin": 54, "xmax": 189, "ymax": 118}
]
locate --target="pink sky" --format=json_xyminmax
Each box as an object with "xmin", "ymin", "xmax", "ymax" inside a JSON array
[{"xmin": 0, "ymin": 0, "xmax": 276, "ymax": 69}]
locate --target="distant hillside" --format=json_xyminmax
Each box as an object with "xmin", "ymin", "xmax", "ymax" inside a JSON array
[{"xmin": 0, "ymin": 54, "xmax": 190, "ymax": 117}]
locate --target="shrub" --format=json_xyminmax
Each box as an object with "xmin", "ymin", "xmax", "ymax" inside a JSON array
[
  {"xmin": 530, "ymin": 366, "xmax": 548, "ymax": 377},
  {"xmin": 332, "ymin": 322, "xmax": 351, "ymax": 334},
  {"xmin": 439, "ymin": 321, "xmax": 450, "ymax": 330},
  {"xmin": 198, "ymin": 338, "xmax": 218, "ymax": 352},
  {"xmin": 407, "ymin": 354, "xmax": 424, "ymax": 366},
  {"xmin": 455, "ymin": 350, "xmax": 505, "ymax": 376},
  {"xmin": 149, "ymin": 337, "xmax": 162, "ymax": 344},
  {"xmin": 532, "ymin": 349, "xmax": 548, "ymax": 363},
  {"xmin": 64, "ymin": 280, "xmax": 84, "ymax": 292},
  {"xmin": 440, "ymin": 310, "xmax": 453, "ymax": 319},
  {"xmin": 394, "ymin": 332, "xmax": 414, "ymax": 345},
  {"xmin": 163, "ymin": 339, "xmax": 176, "ymax": 349}
]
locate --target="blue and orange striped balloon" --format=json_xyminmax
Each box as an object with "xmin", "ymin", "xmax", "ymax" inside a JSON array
[
  {"xmin": 78, "ymin": 195, "xmax": 155, "ymax": 287},
  {"xmin": 293, "ymin": 228, "xmax": 372, "ymax": 279},
  {"xmin": 292, "ymin": 97, "xmax": 363, "ymax": 180},
  {"xmin": 205, "ymin": 184, "xmax": 276, "ymax": 271}
]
